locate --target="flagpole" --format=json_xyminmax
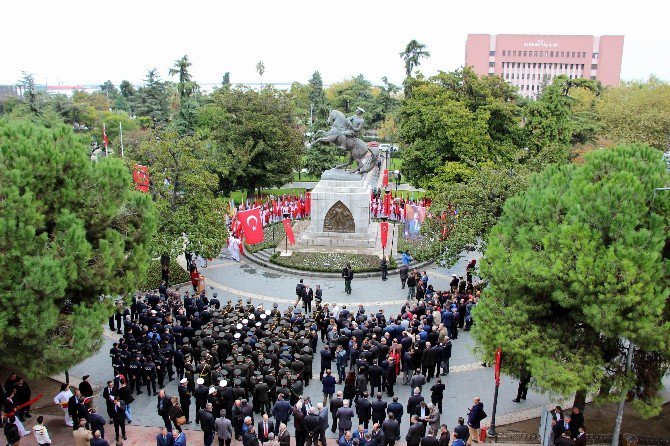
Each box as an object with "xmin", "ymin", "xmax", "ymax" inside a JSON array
[
  {"xmin": 119, "ymin": 122, "xmax": 124, "ymax": 158},
  {"xmin": 103, "ymin": 123, "xmax": 108, "ymax": 156}
]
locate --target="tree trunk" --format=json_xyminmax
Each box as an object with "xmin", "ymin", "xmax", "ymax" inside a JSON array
[{"xmin": 573, "ymin": 389, "xmax": 587, "ymax": 412}]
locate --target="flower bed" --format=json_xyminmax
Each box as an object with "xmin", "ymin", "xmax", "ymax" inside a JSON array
[
  {"xmin": 245, "ymin": 223, "xmax": 286, "ymax": 253},
  {"xmin": 139, "ymin": 259, "xmax": 190, "ymax": 291},
  {"xmin": 270, "ymin": 251, "xmax": 397, "ymax": 273}
]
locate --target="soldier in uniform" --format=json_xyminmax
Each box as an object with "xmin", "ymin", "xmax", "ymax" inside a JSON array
[{"xmin": 143, "ymin": 356, "xmax": 158, "ymax": 396}]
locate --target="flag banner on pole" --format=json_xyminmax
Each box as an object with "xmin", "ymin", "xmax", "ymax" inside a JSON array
[
  {"xmin": 283, "ymin": 219, "xmax": 295, "ymax": 245},
  {"xmin": 494, "ymin": 347, "xmax": 502, "ymax": 386},
  {"xmin": 383, "ymin": 192, "xmax": 391, "ymax": 216},
  {"xmin": 405, "ymin": 205, "xmax": 427, "ymax": 236},
  {"xmin": 103, "ymin": 124, "xmax": 109, "ymax": 149},
  {"xmin": 382, "ymin": 169, "xmax": 389, "ymax": 187},
  {"xmin": 238, "ymin": 208, "xmax": 264, "ymax": 244},
  {"xmin": 132, "ymin": 164, "xmax": 150, "ymax": 193},
  {"xmin": 380, "ymin": 221, "xmax": 389, "ymax": 249}
]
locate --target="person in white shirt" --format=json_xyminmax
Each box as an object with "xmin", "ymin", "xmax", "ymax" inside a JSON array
[
  {"xmin": 33, "ymin": 416, "xmax": 52, "ymax": 446},
  {"xmin": 53, "ymin": 383, "xmax": 74, "ymax": 426}
]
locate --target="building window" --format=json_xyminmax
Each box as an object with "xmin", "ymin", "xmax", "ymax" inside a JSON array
[
  {"xmin": 502, "ymin": 50, "xmax": 506, "ymax": 56},
  {"xmin": 577, "ymin": 52, "xmax": 581, "ymax": 58},
  {"xmin": 550, "ymin": 51, "xmax": 554, "ymax": 57},
  {"xmin": 489, "ymin": 50, "xmax": 495, "ymax": 56},
  {"xmin": 531, "ymin": 85, "xmax": 535, "ymax": 90},
  {"xmin": 526, "ymin": 85, "xmax": 529, "ymax": 90},
  {"xmin": 505, "ymin": 73, "xmax": 509, "ymax": 79},
  {"xmin": 523, "ymin": 51, "xmax": 527, "ymax": 57},
  {"xmin": 532, "ymin": 74, "xmax": 536, "ymax": 79},
  {"xmin": 561, "ymin": 51, "xmax": 564, "ymax": 57},
  {"xmin": 522, "ymin": 74, "xmax": 525, "ymax": 79},
  {"xmin": 571, "ymin": 51, "xmax": 575, "ymax": 57},
  {"xmin": 570, "ymin": 64, "xmax": 574, "ymax": 69},
  {"xmin": 582, "ymin": 51, "xmax": 586, "ymax": 58},
  {"xmin": 513, "ymin": 50, "xmax": 517, "ymax": 56},
  {"xmin": 593, "ymin": 52, "xmax": 599, "ymax": 59},
  {"xmin": 489, "ymin": 62, "xmax": 495, "ymax": 67},
  {"xmin": 580, "ymin": 64, "xmax": 584, "ymax": 69},
  {"xmin": 590, "ymin": 75, "xmax": 596, "ymax": 80},
  {"xmin": 591, "ymin": 64, "xmax": 598, "ymax": 70}
]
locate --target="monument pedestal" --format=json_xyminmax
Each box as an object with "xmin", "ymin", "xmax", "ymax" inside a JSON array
[{"xmin": 301, "ymin": 169, "xmax": 376, "ymax": 248}]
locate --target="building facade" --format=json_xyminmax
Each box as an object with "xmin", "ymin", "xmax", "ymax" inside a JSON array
[{"xmin": 465, "ymin": 34, "xmax": 624, "ymax": 98}]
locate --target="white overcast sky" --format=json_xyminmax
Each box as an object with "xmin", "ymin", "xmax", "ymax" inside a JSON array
[{"xmin": 2, "ymin": 0, "xmax": 667, "ymax": 88}]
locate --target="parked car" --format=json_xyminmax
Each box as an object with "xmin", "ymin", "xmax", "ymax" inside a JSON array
[{"xmin": 367, "ymin": 141, "xmax": 380, "ymax": 148}]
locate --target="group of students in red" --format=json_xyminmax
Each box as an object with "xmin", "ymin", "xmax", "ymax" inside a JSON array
[{"xmin": 370, "ymin": 190, "xmax": 432, "ymax": 221}]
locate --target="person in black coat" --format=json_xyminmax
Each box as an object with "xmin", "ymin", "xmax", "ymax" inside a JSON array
[
  {"xmin": 421, "ymin": 433, "xmax": 439, "ymax": 446},
  {"xmin": 4, "ymin": 416, "xmax": 20, "ymax": 446},
  {"xmin": 407, "ymin": 389, "xmax": 424, "ymax": 421},
  {"xmin": 79, "ymin": 376, "xmax": 94, "ymax": 398},
  {"xmin": 157, "ymin": 390, "xmax": 173, "ymax": 432},
  {"xmin": 430, "ymin": 379, "xmax": 445, "ymax": 414},
  {"xmin": 381, "ymin": 413, "xmax": 400, "ymax": 446},
  {"xmin": 370, "ymin": 393, "xmax": 388, "ymax": 426},
  {"xmin": 406, "ymin": 416, "xmax": 424, "ymax": 446},
  {"xmin": 356, "ymin": 392, "xmax": 372, "ymax": 429},
  {"xmin": 111, "ymin": 397, "xmax": 127, "ymax": 441},
  {"xmin": 87, "ymin": 407, "xmax": 107, "ymax": 438},
  {"xmin": 68, "ymin": 389, "xmax": 87, "ymax": 431},
  {"xmin": 387, "ymin": 397, "xmax": 404, "ymax": 425},
  {"xmin": 368, "ymin": 363, "xmax": 383, "ymax": 396},
  {"xmin": 421, "ymin": 343, "xmax": 436, "ymax": 381}
]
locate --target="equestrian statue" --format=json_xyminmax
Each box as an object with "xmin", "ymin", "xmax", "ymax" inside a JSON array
[{"xmin": 307, "ymin": 107, "xmax": 379, "ymax": 174}]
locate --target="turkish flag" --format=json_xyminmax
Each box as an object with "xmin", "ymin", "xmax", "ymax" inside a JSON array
[
  {"xmin": 382, "ymin": 169, "xmax": 389, "ymax": 187},
  {"xmin": 380, "ymin": 221, "xmax": 389, "ymax": 249},
  {"xmin": 132, "ymin": 164, "xmax": 150, "ymax": 193},
  {"xmin": 103, "ymin": 124, "xmax": 109, "ymax": 149},
  {"xmin": 305, "ymin": 191, "xmax": 311, "ymax": 215},
  {"xmin": 283, "ymin": 219, "xmax": 295, "ymax": 245},
  {"xmin": 494, "ymin": 347, "xmax": 503, "ymax": 386},
  {"xmin": 238, "ymin": 208, "xmax": 264, "ymax": 245},
  {"xmin": 383, "ymin": 192, "xmax": 391, "ymax": 216}
]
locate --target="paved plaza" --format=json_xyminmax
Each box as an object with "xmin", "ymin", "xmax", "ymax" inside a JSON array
[{"xmin": 54, "ymin": 250, "xmax": 573, "ymax": 440}]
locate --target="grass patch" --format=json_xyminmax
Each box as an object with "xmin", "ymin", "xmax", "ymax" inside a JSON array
[
  {"xmin": 139, "ymin": 259, "xmax": 190, "ymax": 291},
  {"xmin": 227, "ymin": 188, "xmax": 308, "ymax": 205},
  {"xmin": 270, "ymin": 251, "xmax": 397, "ymax": 273},
  {"xmin": 244, "ymin": 222, "xmax": 286, "ymax": 253}
]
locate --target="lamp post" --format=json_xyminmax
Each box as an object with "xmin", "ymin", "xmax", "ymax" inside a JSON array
[{"xmin": 488, "ymin": 347, "xmax": 503, "ymax": 438}]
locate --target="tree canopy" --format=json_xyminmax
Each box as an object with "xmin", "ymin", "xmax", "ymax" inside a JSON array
[
  {"xmin": 472, "ymin": 144, "xmax": 670, "ymax": 416},
  {"xmin": 0, "ymin": 119, "xmax": 156, "ymax": 376}
]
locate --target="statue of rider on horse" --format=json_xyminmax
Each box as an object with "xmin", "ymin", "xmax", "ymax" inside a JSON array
[{"xmin": 307, "ymin": 107, "xmax": 379, "ymax": 174}]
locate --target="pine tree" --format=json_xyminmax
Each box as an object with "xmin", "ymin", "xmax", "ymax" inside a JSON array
[
  {"xmin": 472, "ymin": 144, "xmax": 670, "ymax": 415},
  {"xmin": 0, "ymin": 119, "xmax": 156, "ymax": 376}
]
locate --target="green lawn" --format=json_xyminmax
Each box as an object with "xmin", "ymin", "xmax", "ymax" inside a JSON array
[{"xmin": 292, "ymin": 171, "xmax": 320, "ymax": 182}]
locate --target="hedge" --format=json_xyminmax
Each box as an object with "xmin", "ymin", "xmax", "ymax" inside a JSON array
[
  {"xmin": 138, "ymin": 259, "xmax": 190, "ymax": 291},
  {"xmin": 270, "ymin": 251, "xmax": 397, "ymax": 273}
]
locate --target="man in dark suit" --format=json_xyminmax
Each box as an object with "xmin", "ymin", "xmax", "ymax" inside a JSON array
[
  {"xmin": 368, "ymin": 362, "xmax": 383, "ymax": 396},
  {"xmin": 387, "ymin": 396, "xmax": 404, "ymax": 425},
  {"xmin": 102, "ymin": 381, "xmax": 116, "ymax": 422},
  {"xmin": 111, "ymin": 397, "xmax": 127, "ymax": 441},
  {"xmin": 90, "ymin": 430, "xmax": 110, "ymax": 446},
  {"xmin": 381, "ymin": 413, "xmax": 400, "ymax": 446},
  {"xmin": 330, "ymin": 391, "xmax": 344, "ymax": 434},
  {"xmin": 336, "ymin": 400, "xmax": 355, "ymax": 438},
  {"xmin": 157, "ymin": 390, "xmax": 173, "ymax": 432},
  {"xmin": 421, "ymin": 431, "xmax": 439, "ymax": 446},
  {"xmin": 257, "ymin": 414, "xmax": 275, "ymax": 443},
  {"xmin": 407, "ymin": 388, "xmax": 424, "ymax": 423},
  {"xmin": 87, "ymin": 407, "xmax": 107, "ymax": 439},
  {"xmin": 278, "ymin": 423, "xmax": 291, "ymax": 446},
  {"xmin": 406, "ymin": 416, "xmax": 424, "ymax": 446},
  {"xmin": 68, "ymin": 389, "xmax": 86, "ymax": 431},
  {"xmin": 421, "ymin": 343, "xmax": 436, "ymax": 382},
  {"xmin": 371, "ymin": 393, "xmax": 388, "ymax": 426},
  {"xmin": 356, "ymin": 392, "xmax": 372, "ymax": 429},
  {"xmin": 454, "ymin": 418, "xmax": 469, "ymax": 445},
  {"xmin": 157, "ymin": 427, "xmax": 175, "ymax": 446},
  {"xmin": 271, "ymin": 394, "xmax": 292, "ymax": 434}
]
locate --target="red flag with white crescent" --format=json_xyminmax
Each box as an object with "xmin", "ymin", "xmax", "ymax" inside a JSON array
[
  {"xmin": 382, "ymin": 169, "xmax": 389, "ymax": 187},
  {"xmin": 283, "ymin": 219, "xmax": 295, "ymax": 245},
  {"xmin": 494, "ymin": 347, "xmax": 502, "ymax": 386},
  {"xmin": 383, "ymin": 192, "xmax": 391, "ymax": 216},
  {"xmin": 103, "ymin": 123, "xmax": 109, "ymax": 149},
  {"xmin": 380, "ymin": 221, "xmax": 389, "ymax": 249},
  {"xmin": 238, "ymin": 208, "xmax": 264, "ymax": 245}
]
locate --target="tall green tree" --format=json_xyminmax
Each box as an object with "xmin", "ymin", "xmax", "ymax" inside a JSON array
[
  {"xmin": 399, "ymin": 67, "xmax": 523, "ymax": 188},
  {"xmin": 169, "ymin": 55, "xmax": 198, "ymax": 101},
  {"xmin": 197, "ymin": 86, "xmax": 303, "ymax": 195},
  {"xmin": 0, "ymin": 119, "xmax": 156, "ymax": 376},
  {"xmin": 596, "ymin": 76, "xmax": 670, "ymax": 150},
  {"xmin": 308, "ymin": 71, "xmax": 329, "ymax": 131},
  {"xmin": 256, "ymin": 61, "xmax": 265, "ymax": 87},
  {"xmin": 400, "ymin": 40, "xmax": 430, "ymax": 96},
  {"xmin": 473, "ymin": 144, "xmax": 670, "ymax": 416},
  {"xmin": 19, "ymin": 72, "xmax": 42, "ymax": 115},
  {"xmin": 221, "ymin": 72, "xmax": 231, "ymax": 88},
  {"xmin": 135, "ymin": 68, "xmax": 170, "ymax": 128},
  {"xmin": 131, "ymin": 132, "xmax": 227, "ymax": 260}
]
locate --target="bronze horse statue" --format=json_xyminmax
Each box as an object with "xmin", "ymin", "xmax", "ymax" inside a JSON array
[{"xmin": 308, "ymin": 110, "xmax": 378, "ymax": 174}]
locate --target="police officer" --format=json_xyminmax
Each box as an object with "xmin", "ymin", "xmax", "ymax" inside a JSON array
[{"xmin": 143, "ymin": 356, "xmax": 158, "ymax": 396}]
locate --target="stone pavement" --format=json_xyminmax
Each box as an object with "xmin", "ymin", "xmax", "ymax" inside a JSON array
[{"xmin": 56, "ymin": 248, "xmax": 587, "ymax": 442}]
